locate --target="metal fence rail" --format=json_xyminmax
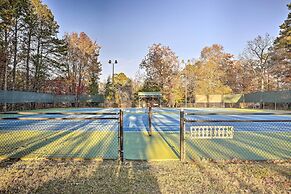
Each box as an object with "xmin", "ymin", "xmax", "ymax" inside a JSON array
[
  {"xmin": 180, "ymin": 110, "xmax": 291, "ymax": 161},
  {"xmin": 0, "ymin": 111, "xmax": 124, "ymax": 161}
]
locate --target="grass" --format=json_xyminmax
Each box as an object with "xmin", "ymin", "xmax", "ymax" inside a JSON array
[{"xmin": 0, "ymin": 159, "xmax": 289, "ymax": 193}]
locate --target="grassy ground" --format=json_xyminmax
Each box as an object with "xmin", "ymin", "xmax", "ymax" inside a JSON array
[
  {"xmin": 0, "ymin": 159, "xmax": 289, "ymax": 193},
  {"xmin": 0, "ymin": 130, "xmax": 290, "ymax": 160}
]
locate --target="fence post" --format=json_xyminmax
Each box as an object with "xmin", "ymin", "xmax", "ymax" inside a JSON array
[
  {"xmin": 119, "ymin": 109, "xmax": 124, "ymax": 162},
  {"xmin": 180, "ymin": 109, "xmax": 185, "ymax": 161},
  {"xmin": 148, "ymin": 106, "xmax": 152, "ymax": 136}
]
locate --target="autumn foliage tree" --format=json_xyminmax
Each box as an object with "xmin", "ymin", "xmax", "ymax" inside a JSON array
[
  {"xmin": 190, "ymin": 45, "xmax": 233, "ymax": 95},
  {"xmin": 140, "ymin": 43, "xmax": 179, "ymax": 106},
  {"xmin": 242, "ymin": 34, "xmax": 274, "ymax": 91},
  {"xmin": 114, "ymin": 73, "xmax": 133, "ymax": 107},
  {"xmin": 64, "ymin": 32, "xmax": 101, "ymax": 99},
  {"xmin": 103, "ymin": 73, "xmax": 133, "ymax": 107}
]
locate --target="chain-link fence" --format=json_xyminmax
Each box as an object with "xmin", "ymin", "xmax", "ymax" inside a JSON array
[
  {"xmin": 1, "ymin": 108, "xmax": 290, "ymax": 161},
  {"xmin": 180, "ymin": 111, "xmax": 291, "ymax": 160},
  {"xmin": 0, "ymin": 111, "xmax": 122, "ymax": 160}
]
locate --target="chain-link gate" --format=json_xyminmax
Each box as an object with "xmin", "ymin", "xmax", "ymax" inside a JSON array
[
  {"xmin": 148, "ymin": 107, "xmax": 180, "ymax": 160},
  {"xmin": 122, "ymin": 108, "xmax": 150, "ymax": 160}
]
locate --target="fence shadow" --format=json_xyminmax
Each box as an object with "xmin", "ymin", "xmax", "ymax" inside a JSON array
[{"xmin": 0, "ymin": 119, "xmax": 119, "ymax": 168}]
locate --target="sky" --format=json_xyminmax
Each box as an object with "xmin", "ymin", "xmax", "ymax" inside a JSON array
[{"xmin": 43, "ymin": 0, "xmax": 290, "ymax": 81}]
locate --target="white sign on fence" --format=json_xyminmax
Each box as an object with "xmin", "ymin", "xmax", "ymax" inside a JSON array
[{"xmin": 190, "ymin": 126, "xmax": 234, "ymax": 139}]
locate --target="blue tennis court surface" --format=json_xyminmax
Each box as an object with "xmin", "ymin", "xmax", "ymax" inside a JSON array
[{"xmin": 0, "ymin": 108, "xmax": 290, "ymax": 132}]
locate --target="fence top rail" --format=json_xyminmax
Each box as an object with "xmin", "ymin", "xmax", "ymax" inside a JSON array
[
  {"xmin": 185, "ymin": 112, "xmax": 291, "ymax": 116},
  {"xmin": 0, "ymin": 117, "xmax": 119, "ymax": 120},
  {"xmin": 184, "ymin": 119, "xmax": 291, "ymax": 123},
  {"xmin": 0, "ymin": 111, "xmax": 119, "ymax": 115}
]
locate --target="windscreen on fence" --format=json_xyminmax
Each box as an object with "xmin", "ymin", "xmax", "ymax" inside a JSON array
[
  {"xmin": 241, "ymin": 90, "xmax": 291, "ymax": 103},
  {"xmin": 194, "ymin": 90, "xmax": 291, "ymax": 104},
  {"xmin": 0, "ymin": 90, "xmax": 104, "ymax": 104},
  {"xmin": 0, "ymin": 90, "xmax": 54, "ymax": 103},
  {"xmin": 0, "ymin": 111, "xmax": 120, "ymax": 160},
  {"xmin": 182, "ymin": 111, "xmax": 291, "ymax": 160}
]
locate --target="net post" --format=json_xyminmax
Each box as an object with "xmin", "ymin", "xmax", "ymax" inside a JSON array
[
  {"xmin": 180, "ymin": 109, "xmax": 185, "ymax": 161},
  {"xmin": 119, "ymin": 109, "xmax": 124, "ymax": 162},
  {"xmin": 148, "ymin": 106, "xmax": 152, "ymax": 136}
]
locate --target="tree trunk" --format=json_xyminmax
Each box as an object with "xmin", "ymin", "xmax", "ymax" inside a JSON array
[
  {"xmin": 261, "ymin": 71, "xmax": 265, "ymax": 92},
  {"xmin": 25, "ymin": 30, "xmax": 31, "ymax": 90},
  {"xmin": 267, "ymin": 72, "xmax": 270, "ymax": 91},
  {"xmin": 12, "ymin": 18, "xmax": 18, "ymax": 90},
  {"xmin": 77, "ymin": 66, "xmax": 82, "ymax": 107},
  {"xmin": 3, "ymin": 29, "xmax": 9, "ymax": 111},
  {"xmin": 3, "ymin": 29, "xmax": 8, "ymax": 92},
  {"xmin": 34, "ymin": 35, "xmax": 41, "ymax": 91}
]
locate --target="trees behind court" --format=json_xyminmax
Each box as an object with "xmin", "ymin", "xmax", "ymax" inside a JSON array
[
  {"xmin": 0, "ymin": 0, "xmax": 101, "ymax": 97},
  {"xmin": 0, "ymin": 1, "xmax": 290, "ymax": 107}
]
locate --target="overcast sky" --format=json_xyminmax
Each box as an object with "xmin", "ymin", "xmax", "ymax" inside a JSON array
[{"xmin": 43, "ymin": 0, "xmax": 290, "ymax": 80}]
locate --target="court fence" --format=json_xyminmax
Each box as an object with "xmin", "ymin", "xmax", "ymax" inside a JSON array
[
  {"xmin": 0, "ymin": 110, "xmax": 123, "ymax": 161},
  {"xmin": 0, "ymin": 109, "xmax": 290, "ymax": 162},
  {"xmin": 179, "ymin": 111, "xmax": 291, "ymax": 161}
]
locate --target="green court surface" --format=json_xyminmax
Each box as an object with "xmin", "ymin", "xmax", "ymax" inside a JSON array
[
  {"xmin": 124, "ymin": 131, "xmax": 291, "ymax": 160},
  {"xmin": 185, "ymin": 131, "xmax": 291, "ymax": 160},
  {"xmin": 0, "ymin": 130, "xmax": 290, "ymax": 160},
  {"xmin": 0, "ymin": 130, "xmax": 118, "ymax": 160},
  {"xmin": 124, "ymin": 132, "xmax": 180, "ymax": 160}
]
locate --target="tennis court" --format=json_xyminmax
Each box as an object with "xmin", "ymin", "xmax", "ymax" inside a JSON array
[{"xmin": 0, "ymin": 107, "xmax": 290, "ymax": 161}]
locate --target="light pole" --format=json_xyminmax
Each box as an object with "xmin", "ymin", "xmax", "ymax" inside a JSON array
[
  {"xmin": 181, "ymin": 59, "xmax": 190, "ymax": 108},
  {"xmin": 180, "ymin": 74, "xmax": 188, "ymax": 108},
  {"xmin": 108, "ymin": 60, "xmax": 118, "ymax": 85},
  {"xmin": 109, "ymin": 60, "xmax": 118, "ymax": 106}
]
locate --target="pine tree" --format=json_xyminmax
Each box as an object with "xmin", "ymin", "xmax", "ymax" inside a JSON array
[{"xmin": 270, "ymin": 3, "xmax": 291, "ymax": 89}]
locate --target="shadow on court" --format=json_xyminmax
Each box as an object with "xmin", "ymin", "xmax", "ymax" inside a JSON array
[
  {"xmin": 185, "ymin": 131, "xmax": 291, "ymax": 160},
  {"xmin": 0, "ymin": 119, "xmax": 119, "ymax": 168}
]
